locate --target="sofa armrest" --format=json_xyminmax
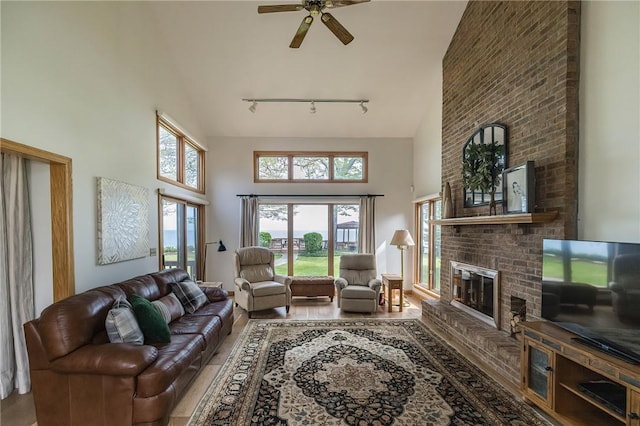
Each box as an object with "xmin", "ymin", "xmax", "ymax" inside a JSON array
[
  {"xmin": 202, "ymin": 286, "xmax": 229, "ymax": 302},
  {"xmin": 51, "ymin": 344, "xmax": 158, "ymax": 376},
  {"xmin": 234, "ymin": 277, "xmax": 251, "ymax": 291},
  {"xmin": 368, "ymin": 278, "xmax": 382, "ymax": 292}
]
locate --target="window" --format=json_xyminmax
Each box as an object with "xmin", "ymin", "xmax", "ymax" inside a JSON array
[
  {"xmin": 157, "ymin": 115, "xmax": 205, "ymax": 192},
  {"xmin": 415, "ymin": 196, "xmax": 442, "ymax": 294},
  {"xmin": 258, "ymin": 202, "xmax": 360, "ymax": 276},
  {"xmin": 159, "ymin": 195, "xmax": 204, "ymax": 280},
  {"xmin": 254, "ymin": 151, "xmax": 367, "ymax": 183}
]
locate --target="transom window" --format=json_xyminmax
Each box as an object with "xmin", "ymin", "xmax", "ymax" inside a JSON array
[
  {"xmin": 254, "ymin": 151, "xmax": 367, "ymax": 183},
  {"xmin": 157, "ymin": 115, "xmax": 205, "ymax": 193}
]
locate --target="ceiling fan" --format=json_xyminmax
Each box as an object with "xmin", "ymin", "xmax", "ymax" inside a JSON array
[{"xmin": 258, "ymin": 0, "xmax": 370, "ymax": 48}]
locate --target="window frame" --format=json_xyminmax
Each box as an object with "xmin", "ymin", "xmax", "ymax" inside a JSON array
[
  {"xmin": 254, "ymin": 151, "xmax": 368, "ymax": 183},
  {"xmin": 257, "ymin": 201, "xmax": 361, "ymax": 276},
  {"xmin": 157, "ymin": 115, "xmax": 205, "ymax": 193},
  {"xmin": 158, "ymin": 194, "xmax": 205, "ymax": 280},
  {"xmin": 414, "ymin": 195, "xmax": 442, "ymax": 297}
]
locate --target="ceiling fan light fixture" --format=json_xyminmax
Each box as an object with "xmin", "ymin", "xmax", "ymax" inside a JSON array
[
  {"xmin": 360, "ymin": 101, "xmax": 368, "ymax": 114},
  {"xmin": 310, "ymin": 101, "xmax": 317, "ymax": 114},
  {"xmin": 258, "ymin": 0, "xmax": 370, "ymax": 47},
  {"xmin": 249, "ymin": 101, "xmax": 257, "ymax": 113}
]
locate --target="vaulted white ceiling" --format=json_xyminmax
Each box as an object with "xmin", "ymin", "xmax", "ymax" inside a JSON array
[{"xmin": 149, "ymin": 1, "xmax": 467, "ymax": 139}]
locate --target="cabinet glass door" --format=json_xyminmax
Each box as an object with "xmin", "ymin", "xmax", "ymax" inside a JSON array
[
  {"xmin": 528, "ymin": 344, "xmax": 552, "ymax": 401},
  {"xmin": 630, "ymin": 390, "xmax": 640, "ymax": 426}
]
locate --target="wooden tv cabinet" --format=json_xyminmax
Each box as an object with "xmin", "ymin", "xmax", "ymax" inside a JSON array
[{"xmin": 520, "ymin": 321, "xmax": 640, "ymax": 425}]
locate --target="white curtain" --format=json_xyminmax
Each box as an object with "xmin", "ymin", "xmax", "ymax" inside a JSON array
[
  {"xmin": 239, "ymin": 196, "xmax": 258, "ymax": 247},
  {"xmin": 0, "ymin": 153, "xmax": 34, "ymax": 399},
  {"xmin": 358, "ymin": 196, "xmax": 376, "ymax": 254}
]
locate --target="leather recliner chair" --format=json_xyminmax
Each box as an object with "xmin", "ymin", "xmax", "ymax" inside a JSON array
[
  {"xmin": 334, "ymin": 254, "xmax": 381, "ymax": 313},
  {"xmin": 233, "ymin": 246, "xmax": 292, "ymax": 318}
]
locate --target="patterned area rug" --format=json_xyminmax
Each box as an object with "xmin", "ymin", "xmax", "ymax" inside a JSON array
[{"xmin": 189, "ymin": 319, "xmax": 549, "ymax": 426}]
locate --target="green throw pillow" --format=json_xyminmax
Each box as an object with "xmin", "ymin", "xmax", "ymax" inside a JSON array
[{"xmin": 129, "ymin": 294, "xmax": 171, "ymax": 344}]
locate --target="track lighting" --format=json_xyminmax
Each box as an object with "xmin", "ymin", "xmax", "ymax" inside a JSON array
[{"xmin": 243, "ymin": 98, "xmax": 369, "ymax": 114}]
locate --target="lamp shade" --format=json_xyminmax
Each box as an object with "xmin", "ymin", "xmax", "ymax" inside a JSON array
[{"xmin": 390, "ymin": 230, "xmax": 415, "ymax": 247}]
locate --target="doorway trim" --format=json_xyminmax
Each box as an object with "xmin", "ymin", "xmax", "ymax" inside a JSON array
[{"xmin": 1, "ymin": 138, "xmax": 74, "ymax": 301}]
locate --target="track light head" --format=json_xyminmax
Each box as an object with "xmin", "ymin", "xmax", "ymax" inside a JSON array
[
  {"xmin": 310, "ymin": 101, "xmax": 316, "ymax": 114},
  {"xmin": 249, "ymin": 101, "xmax": 257, "ymax": 113},
  {"xmin": 360, "ymin": 101, "xmax": 368, "ymax": 114}
]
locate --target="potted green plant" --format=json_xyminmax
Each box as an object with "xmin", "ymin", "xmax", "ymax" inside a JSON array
[{"xmin": 462, "ymin": 142, "xmax": 505, "ymax": 215}]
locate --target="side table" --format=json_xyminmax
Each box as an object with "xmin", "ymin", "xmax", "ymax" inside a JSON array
[{"xmin": 381, "ymin": 274, "xmax": 403, "ymax": 312}]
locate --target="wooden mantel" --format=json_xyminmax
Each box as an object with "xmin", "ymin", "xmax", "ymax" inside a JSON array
[{"xmin": 432, "ymin": 211, "xmax": 558, "ymax": 226}]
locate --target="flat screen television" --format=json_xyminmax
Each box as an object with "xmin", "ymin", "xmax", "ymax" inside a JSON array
[{"xmin": 542, "ymin": 239, "xmax": 640, "ymax": 364}]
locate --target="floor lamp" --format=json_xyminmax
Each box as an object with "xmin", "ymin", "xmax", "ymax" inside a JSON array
[
  {"xmin": 390, "ymin": 230, "xmax": 415, "ymax": 306},
  {"xmin": 202, "ymin": 240, "xmax": 226, "ymax": 282}
]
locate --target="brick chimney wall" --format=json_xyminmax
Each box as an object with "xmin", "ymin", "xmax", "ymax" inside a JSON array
[{"xmin": 440, "ymin": 1, "xmax": 580, "ymax": 331}]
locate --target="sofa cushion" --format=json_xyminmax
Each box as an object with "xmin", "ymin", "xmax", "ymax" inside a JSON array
[
  {"xmin": 340, "ymin": 270, "xmax": 376, "ymax": 286},
  {"xmin": 251, "ymin": 281, "xmax": 287, "ymax": 297},
  {"xmin": 129, "ymin": 295, "xmax": 171, "ymax": 344},
  {"xmin": 136, "ymin": 333, "xmax": 205, "ymax": 398},
  {"xmin": 341, "ymin": 284, "xmax": 377, "ymax": 300},
  {"xmin": 118, "ymin": 274, "xmax": 166, "ymax": 301},
  {"xmin": 240, "ymin": 265, "xmax": 274, "ymax": 283},
  {"xmin": 191, "ymin": 298, "xmax": 233, "ymax": 323},
  {"xmin": 171, "ymin": 280, "xmax": 208, "ymax": 314},
  {"xmin": 105, "ymin": 297, "xmax": 144, "ymax": 345},
  {"xmin": 38, "ymin": 286, "xmax": 127, "ymax": 359},
  {"xmin": 170, "ymin": 314, "xmax": 221, "ymax": 347},
  {"xmin": 151, "ymin": 293, "xmax": 185, "ymax": 324}
]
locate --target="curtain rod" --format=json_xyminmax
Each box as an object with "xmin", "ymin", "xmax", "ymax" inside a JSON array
[{"xmin": 236, "ymin": 194, "xmax": 383, "ymax": 197}]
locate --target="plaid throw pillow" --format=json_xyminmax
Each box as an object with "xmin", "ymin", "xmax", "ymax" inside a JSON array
[
  {"xmin": 151, "ymin": 293, "xmax": 185, "ymax": 324},
  {"xmin": 170, "ymin": 280, "xmax": 208, "ymax": 314},
  {"xmin": 105, "ymin": 296, "xmax": 144, "ymax": 345}
]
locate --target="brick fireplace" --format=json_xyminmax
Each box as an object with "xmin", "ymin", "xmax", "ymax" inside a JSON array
[{"xmin": 422, "ymin": 1, "xmax": 580, "ymax": 386}]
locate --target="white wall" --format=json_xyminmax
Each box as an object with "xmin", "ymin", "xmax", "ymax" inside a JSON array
[
  {"xmin": 579, "ymin": 1, "xmax": 640, "ymax": 243},
  {"xmin": 205, "ymin": 137, "xmax": 415, "ymax": 289},
  {"xmin": 1, "ymin": 2, "xmax": 204, "ymax": 303},
  {"xmin": 413, "ymin": 73, "xmax": 445, "ymax": 198}
]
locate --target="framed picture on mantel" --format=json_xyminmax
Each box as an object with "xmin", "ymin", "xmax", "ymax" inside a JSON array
[{"xmin": 503, "ymin": 161, "xmax": 535, "ymax": 214}]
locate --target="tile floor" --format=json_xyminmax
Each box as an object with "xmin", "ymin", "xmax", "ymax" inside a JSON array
[{"xmin": 1, "ymin": 295, "xmax": 423, "ymax": 426}]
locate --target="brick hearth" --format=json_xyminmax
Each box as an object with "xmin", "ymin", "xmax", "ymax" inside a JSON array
[{"xmin": 422, "ymin": 299, "xmax": 520, "ymax": 387}]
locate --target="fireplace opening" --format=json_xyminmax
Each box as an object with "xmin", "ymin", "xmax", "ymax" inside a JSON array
[{"xmin": 450, "ymin": 261, "xmax": 500, "ymax": 328}]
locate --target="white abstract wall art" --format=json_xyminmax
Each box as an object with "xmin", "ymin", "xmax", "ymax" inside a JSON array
[{"xmin": 97, "ymin": 177, "xmax": 149, "ymax": 265}]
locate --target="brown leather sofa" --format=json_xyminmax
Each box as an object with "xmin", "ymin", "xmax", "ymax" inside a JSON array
[{"xmin": 23, "ymin": 268, "xmax": 233, "ymax": 426}]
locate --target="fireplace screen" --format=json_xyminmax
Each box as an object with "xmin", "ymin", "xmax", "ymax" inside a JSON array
[{"xmin": 450, "ymin": 262, "xmax": 500, "ymax": 328}]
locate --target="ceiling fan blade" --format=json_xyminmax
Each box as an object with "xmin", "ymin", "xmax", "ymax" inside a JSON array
[
  {"xmin": 321, "ymin": 12, "xmax": 354, "ymax": 45},
  {"xmin": 290, "ymin": 15, "xmax": 313, "ymax": 48},
  {"xmin": 258, "ymin": 4, "xmax": 304, "ymax": 14},
  {"xmin": 325, "ymin": 0, "xmax": 370, "ymax": 9}
]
